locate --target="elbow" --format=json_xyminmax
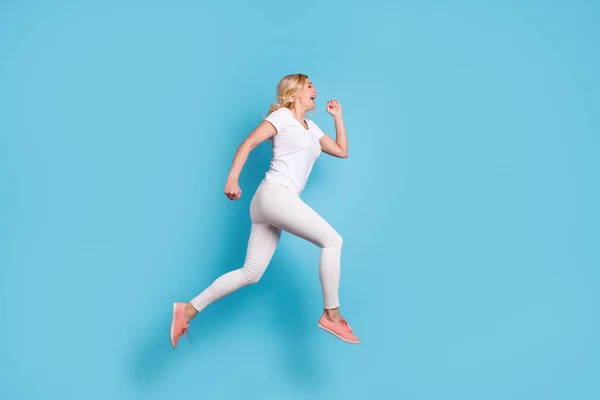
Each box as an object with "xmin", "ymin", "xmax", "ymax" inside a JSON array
[
  {"xmin": 335, "ymin": 145, "xmax": 348, "ymax": 158},
  {"xmin": 241, "ymin": 139, "xmax": 257, "ymax": 152}
]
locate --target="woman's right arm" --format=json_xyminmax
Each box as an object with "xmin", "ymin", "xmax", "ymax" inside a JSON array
[{"xmin": 224, "ymin": 121, "xmax": 277, "ymax": 200}]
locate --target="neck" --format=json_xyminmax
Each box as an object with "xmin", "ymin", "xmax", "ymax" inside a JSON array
[{"xmin": 290, "ymin": 105, "xmax": 308, "ymax": 122}]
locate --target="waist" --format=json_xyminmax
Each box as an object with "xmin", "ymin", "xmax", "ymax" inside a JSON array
[
  {"xmin": 257, "ymin": 182, "xmax": 293, "ymax": 192},
  {"xmin": 261, "ymin": 173, "xmax": 301, "ymax": 194}
]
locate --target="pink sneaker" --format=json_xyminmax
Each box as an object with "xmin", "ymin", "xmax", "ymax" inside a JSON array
[
  {"xmin": 318, "ymin": 315, "xmax": 360, "ymax": 344},
  {"xmin": 170, "ymin": 302, "xmax": 190, "ymax": 348}
]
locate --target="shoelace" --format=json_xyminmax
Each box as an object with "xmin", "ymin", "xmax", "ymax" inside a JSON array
[
  {"xmin": 181, "ymin": 325, "xmax": 192, "ymax": 342},
  {"xmin": 340, "ymin": 318, "xmax": 353, "ymax": 333}
]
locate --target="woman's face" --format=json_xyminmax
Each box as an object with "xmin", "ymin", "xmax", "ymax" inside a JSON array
[{"xmin": 297, "ymin": 79, "xmax": 318, "ymax": 110}]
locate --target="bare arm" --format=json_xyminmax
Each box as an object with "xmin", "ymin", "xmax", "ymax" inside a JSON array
[
  {"xmin": 224, "ymin": 121, "xmax": 276, "ymax": 200},
  {"xmin": 319, "ymin": 100, "xmax": 348, "ymax": 158}
]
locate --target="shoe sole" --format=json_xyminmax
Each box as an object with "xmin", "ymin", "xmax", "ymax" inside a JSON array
[
  {"xmin": 318, "ymin": 322, "xmax": 360, "ymax": 344},
  {"xmin": 170, "ymin": 302, "xmax": 177, "ymax": 348}
]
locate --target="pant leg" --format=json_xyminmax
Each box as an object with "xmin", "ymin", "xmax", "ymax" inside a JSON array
[
  {"xmin": 190, "ymin": 221, "xmax": 281, "ymax": 312},
  {"xmin": 254, "ymin": 184, "xmax": 343, "ymax": 309}
]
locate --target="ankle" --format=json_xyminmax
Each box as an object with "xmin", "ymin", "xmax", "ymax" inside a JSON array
[
  {"xmin": 324, "ymin": 308, "xmax": 342, "ymax": 323},
  {"xmin": 184, "ymin": 302, "xmax": 198, "ymax": 323}
]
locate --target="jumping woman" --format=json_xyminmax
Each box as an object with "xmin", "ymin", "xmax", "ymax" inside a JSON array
[{"xmin": 170, "ymin": 73, "xmax": 360, "ymax": 346}]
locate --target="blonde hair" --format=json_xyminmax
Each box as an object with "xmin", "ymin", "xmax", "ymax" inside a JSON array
[{"xmin": 267, "ymin": 73, "xmax": 309, "ymax": 115}]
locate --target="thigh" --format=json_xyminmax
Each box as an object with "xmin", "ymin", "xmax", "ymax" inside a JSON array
[
  {"xmin": 243, "ymin": 221, "xmax": 282, "ymax": 269},
  {"xmin": 262, "ymin": 187, "xmax": 341, "ymax": 248}
]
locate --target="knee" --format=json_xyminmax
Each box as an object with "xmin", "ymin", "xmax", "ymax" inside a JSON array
[
  {"xmin": 335, "ymin": 233, "xmax": 343, "ymax": 247},
  {"xmin": 241, "ymin": 264, "xmax": 266, "ymax": 284},
  {"xmin": 323, "ymin": 232, "xmax": 343, "ymax": 248}
]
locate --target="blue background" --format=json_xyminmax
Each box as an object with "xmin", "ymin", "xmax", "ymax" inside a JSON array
[{"xmin": 1, "ymin": 1, "xmax": 599, "ymax": 399}]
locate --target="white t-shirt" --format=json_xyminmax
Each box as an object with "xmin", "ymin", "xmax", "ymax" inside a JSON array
[{"xmin": 261, "ymin": 107, "xmax": 326, "ymax": 195}]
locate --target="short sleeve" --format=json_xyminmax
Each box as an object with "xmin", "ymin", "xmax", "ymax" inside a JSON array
[
  {"xmin": 265, "ymin": 108, "xmax": 289, "ymax": 133},
  {"xmin": 308, "ymin": 120, "xmax": 325, "ymax": 139}
]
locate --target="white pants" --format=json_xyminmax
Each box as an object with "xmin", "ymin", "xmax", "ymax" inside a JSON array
[{"xmin": 191, "ymin": 183, "xmax": 343, "ymax": 312}]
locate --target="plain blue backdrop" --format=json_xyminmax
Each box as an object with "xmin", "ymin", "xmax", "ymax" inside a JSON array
[{"xmin": 1, "ymin": 1, "xmax": 599, "ymax": 399}]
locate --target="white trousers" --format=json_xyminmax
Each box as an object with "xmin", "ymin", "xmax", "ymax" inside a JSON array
[{"xmin": 191, "ymin": 183, "xmax": 343, "ymax": 312}]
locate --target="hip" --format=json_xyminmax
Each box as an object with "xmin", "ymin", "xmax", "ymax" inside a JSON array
[{"xmin": 250, "ymin": 182, "xmax": 299, "ymax": 221}]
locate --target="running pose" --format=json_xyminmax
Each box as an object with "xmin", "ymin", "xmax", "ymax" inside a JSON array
[{"xmin": 170, "ymin": 74, "xmax": 359, "ymax": 346}]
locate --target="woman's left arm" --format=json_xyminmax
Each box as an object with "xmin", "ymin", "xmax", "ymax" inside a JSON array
[{"xmin": 320, "ymin": 100, "xmax": 348, "ymax": 158}]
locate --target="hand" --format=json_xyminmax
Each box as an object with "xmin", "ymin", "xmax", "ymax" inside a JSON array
[
  {"xmin": 224, "ymin": 177, "xmax": 242, "ymax": 200},
  {"xmin": 326, "ymin": 100, "xmax": 342, "ymax": 117}
]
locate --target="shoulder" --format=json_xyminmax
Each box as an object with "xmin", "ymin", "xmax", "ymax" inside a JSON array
[
  {"xmin": 307, "ymin": 118, "xmax": 325, "ymax": 139},
  {"xmin": 265, "ymin": 107, "xmax": 293, "ymax": 132},
  {"xmin": 270, "ymin": 107, "xmax": 292, "ymax": 117},
  {"xmin": 306, "ymin": 118, "xmax": 319, "ymax": 129}
]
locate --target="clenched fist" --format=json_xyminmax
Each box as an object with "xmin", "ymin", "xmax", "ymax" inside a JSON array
[
  {"xmin": 326, "ymin": 99, "xmax": 342, "ymax": 117},
  {"xmin": 224, "ymin": 177, "xmax": 242, "ymax": 201}
]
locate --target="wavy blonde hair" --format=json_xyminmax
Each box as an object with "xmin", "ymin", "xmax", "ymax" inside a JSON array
[{"xmin": 267, "ymin": 73, "xmax": 309, "ymax": 115}]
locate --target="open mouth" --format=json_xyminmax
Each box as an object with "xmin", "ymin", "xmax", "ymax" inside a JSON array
[{"xmin": 310, "ymin": 94, "xmax": 316, "ymax": 101}]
